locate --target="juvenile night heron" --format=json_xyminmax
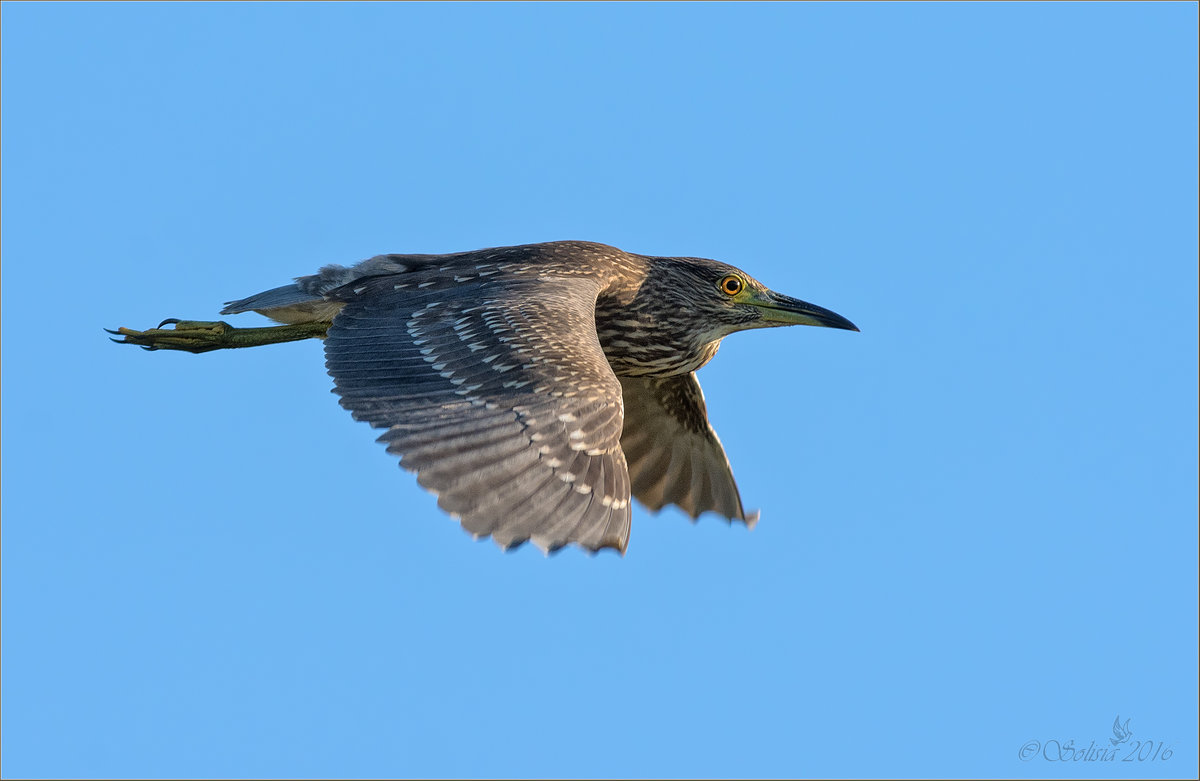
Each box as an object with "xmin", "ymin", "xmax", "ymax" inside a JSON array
[{"xmin": 112, "ymin": 240, "xmax": 857, "ymax": 554}]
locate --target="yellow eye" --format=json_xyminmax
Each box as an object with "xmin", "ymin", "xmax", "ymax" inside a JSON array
[{"xmin": 718, "ymin": 274, "xmax": 744, "ymax": 296}]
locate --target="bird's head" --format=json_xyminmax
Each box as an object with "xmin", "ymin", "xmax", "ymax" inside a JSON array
[{"xmin": 650, "ymin": 256, "xmax": 860, "ymax": 344}]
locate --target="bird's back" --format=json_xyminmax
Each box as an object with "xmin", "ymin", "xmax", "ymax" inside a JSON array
[{"xmin": 220, "ymin": 241, "xmax": 639, "ymax": 325}]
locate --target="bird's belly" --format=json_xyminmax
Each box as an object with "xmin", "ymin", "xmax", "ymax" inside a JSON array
[{"xmin": 261, "ymin": 301, "xmax": 346, "ymax": 325}]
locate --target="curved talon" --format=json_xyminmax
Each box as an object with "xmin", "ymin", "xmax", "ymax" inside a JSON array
[{"xmin": 157, "ymin": 318, "xmax": 182, "ymax": 329}]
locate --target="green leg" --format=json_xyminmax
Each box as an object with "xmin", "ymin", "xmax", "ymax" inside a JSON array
[{"xmin": 107, "ymin": 319, "xmax": 331, "ymax": 354}]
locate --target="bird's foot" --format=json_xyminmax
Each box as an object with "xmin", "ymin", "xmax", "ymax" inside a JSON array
[
  {"xmin": 108, "ymin": 319, "xmax": 329, "ymax": 353},
  {"xmin": 107, "ymin": 319, "xmax": 239, "ymax": 353}
]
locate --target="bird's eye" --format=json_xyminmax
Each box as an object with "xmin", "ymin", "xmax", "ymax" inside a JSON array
[{"xmin": 718, "ymin": 275, "xmax": 744, "ymax": 296}]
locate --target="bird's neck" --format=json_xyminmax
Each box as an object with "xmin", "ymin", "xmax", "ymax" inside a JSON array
[{"xmin": 594, "ymin": 291, "xmax": 723, "ymax": 378}]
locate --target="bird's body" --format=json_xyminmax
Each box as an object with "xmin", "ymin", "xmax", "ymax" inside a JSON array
[
  {"xmin": 113, "ymin": 240, "xmax": 857, "ymax": 554},
  {"xmin": 225, "ymin": 242, "xmax": 749, "ymax": 376}
]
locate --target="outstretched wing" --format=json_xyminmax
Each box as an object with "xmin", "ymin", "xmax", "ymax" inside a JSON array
[
  {"xmin": 619, "ymin": 374, "xmax": 756, "ymax": 526},
  {"xmin": 325, "ymin": 272, "xmax": 631, "ymax": 553}
]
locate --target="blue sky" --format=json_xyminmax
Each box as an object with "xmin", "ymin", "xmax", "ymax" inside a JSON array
[{"xmin": 2, "ymin": 2, "xmax": 1196, "ymax": 778}]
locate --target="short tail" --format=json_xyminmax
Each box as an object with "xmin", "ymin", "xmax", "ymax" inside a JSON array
[{"xmin": 220, "ymin": 284, "xmax": 322, "ymax": 315}]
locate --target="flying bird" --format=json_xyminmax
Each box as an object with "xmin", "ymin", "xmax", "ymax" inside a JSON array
[{"xmin": 111, "ymin": 241, "xmax": 857, "ymax": 553}]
